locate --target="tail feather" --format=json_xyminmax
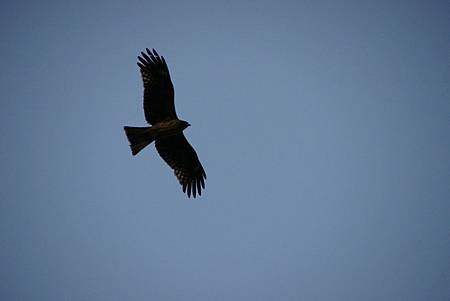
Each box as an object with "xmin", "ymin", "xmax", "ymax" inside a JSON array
[{"xmin": 123, "ymin": 126, "xmax": 155, "ymax": 156}]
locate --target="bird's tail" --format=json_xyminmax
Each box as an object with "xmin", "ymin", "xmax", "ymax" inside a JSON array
[{"xmin": 123, "ymin": 126, "xmax": 156, "ymax": 156}]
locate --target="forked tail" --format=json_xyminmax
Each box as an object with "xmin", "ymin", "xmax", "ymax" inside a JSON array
[{"xmin": 123, "ymin": 126, "xmax": 155, "ymax": 156}]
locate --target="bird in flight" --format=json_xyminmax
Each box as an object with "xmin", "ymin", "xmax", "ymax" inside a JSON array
[{"xmin": 124, "ymin": 48, "xmax": 206, "ymax": 198}]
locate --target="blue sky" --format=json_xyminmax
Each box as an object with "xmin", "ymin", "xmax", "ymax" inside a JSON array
[{"xmin": 1, "ymin": 0, "xmax": 449, "ymax": 300}]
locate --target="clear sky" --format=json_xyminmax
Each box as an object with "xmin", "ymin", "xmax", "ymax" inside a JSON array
[{"xmin": 1, "ymin": 0, "xmax": 449, "ymax": 300}]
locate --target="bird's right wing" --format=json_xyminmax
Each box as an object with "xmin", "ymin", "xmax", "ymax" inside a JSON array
[
  {"xmin": 155, "ymin": 134, "xmax": 207, "ymax": 198},
  {"xmin": 137, "ymin": 48, "xmax": 178, "ymax": 125}
]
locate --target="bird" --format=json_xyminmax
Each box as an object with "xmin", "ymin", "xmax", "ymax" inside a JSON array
[{"xmin": 124, "ymin": 48, "xmax": 206, "ymax": 198}]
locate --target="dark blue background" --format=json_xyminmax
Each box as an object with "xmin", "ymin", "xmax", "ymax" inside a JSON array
[{"xmin": 1, "ymin": 0, "xmax": 449, "ymax": 300}]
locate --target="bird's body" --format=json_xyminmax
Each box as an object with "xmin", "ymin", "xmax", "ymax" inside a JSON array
[
  {"xmin": 124, "ymin": 48, "xmax": 206, "ymax": 198},
  {"xmin": 144, "ymin": 120, "xmax": 190, "ymax": 138}
]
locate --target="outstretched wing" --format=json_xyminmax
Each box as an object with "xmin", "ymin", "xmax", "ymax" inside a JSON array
[
  {"xmin": 137, "ymin": 48, "xmax": 177, "ymax": 125},
  {"xmin": 155, "ymin": 134, "xmax": 207, "ymax": 198}
]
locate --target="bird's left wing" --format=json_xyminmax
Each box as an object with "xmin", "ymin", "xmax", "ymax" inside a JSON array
[
  {"xmin": 155, "ymin": 134, "xmax": 207, "ymax": 198},
  {"xmin": 137, "ymin": 48, "xmax": 177, "ymax": 125}
]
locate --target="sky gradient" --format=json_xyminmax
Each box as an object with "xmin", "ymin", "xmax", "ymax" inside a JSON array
[{"xmin": 1, "ymin": 0, "xmax": 449, "ymax": 300}]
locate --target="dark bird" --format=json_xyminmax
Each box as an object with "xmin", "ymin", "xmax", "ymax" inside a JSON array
[{"xmin": 124, "ymin": 48, "xmax": 206, "ymax": 198}]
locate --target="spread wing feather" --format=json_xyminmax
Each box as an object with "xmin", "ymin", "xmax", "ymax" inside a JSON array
[
  {"xmin": 137, "ymin": 48, "xmax": 177, "ymax": 124},
  {"xmin": 155, "ymin": 134, "xmax": 207, "ymax": 198}
]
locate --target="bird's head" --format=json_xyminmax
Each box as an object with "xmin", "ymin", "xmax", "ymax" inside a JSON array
[{"xmin": 180, "ymin": 120, "xmax": 191, "ymax": 130}]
